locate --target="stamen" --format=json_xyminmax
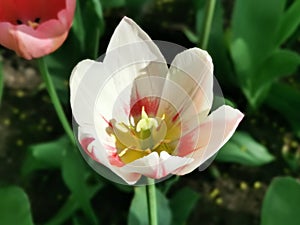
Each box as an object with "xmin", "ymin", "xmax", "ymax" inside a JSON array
[
  {"xmin": 118, "ymin": 148, "xmax": 129, "ymax": 157},
  {"xmin": 144, "ymin": 149, "xmax": 152, "ymax": 154},
  {"xmin": 35, "ymin": 18, "xmax": 41, "ymax": 23},
  {"xmin": 28, "ymin": 20, "xmax": 39, "ymax": 29},
  {"xmin": 116, "ymin": 122, "xmax": 131, "ymax": 132},
  {"xmin": 16, "ymin": 19, "xmax": 23, "ymax": 25}
]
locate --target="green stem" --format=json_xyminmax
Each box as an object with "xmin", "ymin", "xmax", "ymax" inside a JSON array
[
  {"xmin": 0, "ymin": 58, "xmax": 3, "ymax": 107},
  {"xmin": 37, "ymin": 57, "xmax": 75, "ymax": 145},
  {"xmin": 198, "ymin": 0, "xmax": 216, "ymax": 49},
  {"xmin": 146, "ymin": 179, "xmax": 158, "ymax": 225}
]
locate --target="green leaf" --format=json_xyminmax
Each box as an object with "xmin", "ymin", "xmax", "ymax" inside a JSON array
[
  {"xmin": 170, "ymin": 187, "xmax": 200, "ymax": 225},
  {"xmin": 128, "ymin": 186, "xmax": 172, "ymax": 225},
  {"xmin": 100, "ymin": 0, "xmax": 125, "ymax": 9},
  {"xmin": 230, "ymin": 38, "xmax": 252, "ymax": 79},
  {"xmin": 62, "ymin": 148, "xmax": 98, "ymax": 225},
  {"xmin": 45, "ymin": 184, "xmax": 103, "ymax": 225},
  {"xmin": 258, "ymin": 49, "xmax": 300, "ymax": 83},
  {"xmin": 72, "ymin": 0, "xmax": 85, "ymax": 51},
  {"xmin": 250, "ymin": 49, "xmax": 300, "ymax": 106},
  {"xmin": 195, "ymin": 5, "xmax": 205, "ymax": 36},
  {"xmin": 0, "ymin": 186, "xmax": 34, "ymax": 225},
  {"xmin": 22, "ymin": 136, "xmax": 69, "ymax": 175},
  {"xmin": 216, "ymin": 131, "xmax": 275, "ymax": 166},
  {"xmin": 182, "ymin": 27, "xmax": 199, "ymax": 44},
  {"xmin": 81, "ymin": 0, "xmax": 105, "ymax": 58},
  {"xmin": 231, "ymin": 0, "xmax": 286, "ymax": 64},
  {"xmin": 91, "ymin": 0, "xmax": 104, "ymax": 21},
  {"xmin": 276, "ymin": 0, "xmax": 300, "ymax": 46},
  {"xmin": 261, "ymin": 177, "xmax": 300, "ymax": 225},
  {"xmin": 207, "ymin": 1, "xmax": 235, "ymax": 86},
  {"xmin": 266, "ymin": 82, "xmax": 300, "ymax": 137}
]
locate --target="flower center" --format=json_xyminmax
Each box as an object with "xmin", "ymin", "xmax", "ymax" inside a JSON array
[
  {"xmin": 16, "ymin": 17, "xmax": 41, "ymax": 29},
  {"xmin": 106, "ymin": 105, "xmax": 182, "ymax": 164}
]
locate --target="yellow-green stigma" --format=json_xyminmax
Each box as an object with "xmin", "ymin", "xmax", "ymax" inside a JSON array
[{"xmin": 136, "ymin": 107, "xmax": 159, "ymax": 132}]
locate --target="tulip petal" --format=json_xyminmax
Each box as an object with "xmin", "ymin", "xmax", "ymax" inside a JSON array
[
  {"xmin": 0, "ymin": 0, "xmax": 75, "ymax": 59},
  {"xmin": 175, "ymin": 105, "xmax": 244, "ymax": 175},
  {"xmin": 103, "ymin": 17, "xmax": 168, "ymax": 103},
  {"xmin": 159, "ymin": 48, "xmax": 213, "ymax": 124},
  {"xmin": 70, "ymin": 60, "xmax": 109, "ymax": 126},
  {"xmin": 121, "ymin": 151, "xmax": 193, "ymax": 179},
  {"xmin": 0, "ymin": 23, "xmax": 16, "ymax": 53},
  {"xmin": 78, "ymin": 126, "xmax": 142, "ymax": 184},
  {"xmin": 106, "ymin": 16, "xmax": 165, "ymax": 60}
]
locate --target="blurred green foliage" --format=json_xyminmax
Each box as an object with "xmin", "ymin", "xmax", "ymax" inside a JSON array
[
  {"xmin": 261, "ymin": 177, "xmax": 300, "ymax": 225},
  {"xmin": 0, "ymin": 186, "xmax": 34, "ymax": 225}
]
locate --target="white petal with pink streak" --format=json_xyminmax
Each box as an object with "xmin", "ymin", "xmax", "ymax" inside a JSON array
[{"xmin": 175, "ymin": 105, "xmax": 244, "ymax": 175}]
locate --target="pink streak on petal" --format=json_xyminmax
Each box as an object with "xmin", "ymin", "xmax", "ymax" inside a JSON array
[
  {"xmin": 176, "ymin": 129, "xmax": 199, "ymax": 157},
  {"xmin": 175, "ymin": 106, "xmax": 244, "ymax": 175},
  {"xmin": 104, "ymin": 145, "xmax": 125, "ymax": 167},
  {"xmin": 80, "ymin": 137, "xmax": 98, "ymax": 161}
]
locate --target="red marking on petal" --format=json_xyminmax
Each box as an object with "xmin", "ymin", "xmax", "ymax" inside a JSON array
[
  {"xmin": 108, "ymin": 152, "xmax": 125, "ymax": 167},
  {"xmin": 172, "ymin": 112, "xmax": 180, "ymax": 122},
  {"xmin": 101, "ymin": 115, "xmax": 113, "ymax": 128},
  {"xmin": 104, "ymin": 145, "xmax": 125, "ymax": 167},
  {"xmin": 176, "ymin": 129, "xmax": 198, "ymax": 157},
  {"xmin": 130, "ymin": 97, "xmax": 160, "ymax": 118},
  {"xmin": 80, "ymin": 137, "xmax": 98, "ymax": 161}
]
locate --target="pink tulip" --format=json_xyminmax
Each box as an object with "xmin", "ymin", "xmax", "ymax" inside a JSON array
[
  {"xmin": 0, "ymin": 0, "xmax": 76, "ymax": 60},
  {"xmin": 70, "ymin": 17, "xmax": 244, "ymax": 185}
]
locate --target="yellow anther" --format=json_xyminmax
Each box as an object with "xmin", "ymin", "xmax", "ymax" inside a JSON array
[{"xmin": 28, "ymin": 20, "xmax": 39, "ymax": 29}]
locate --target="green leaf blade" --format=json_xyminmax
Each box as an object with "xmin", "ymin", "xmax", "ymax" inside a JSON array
[
  {"xmin": 276, "ymin": 0, "xmax": 300, "ymax": 46},
  {"xmin": 261, "ymin": 177, "xmax": 300, "ymax": 225},
  {"xmin": 216, "ymin": 131, "xmax": 275, "ymax": 166},
  {"xmin": 0, "ymin": 186, "xmax": 34, "ymax": 225},
  {"xmin": 170, "ymin": 187, "xmax": 200, "ymax": 225},
  {"xmin": 231, "ymin": 0, "xmax": 286, "ymax": 64}
]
